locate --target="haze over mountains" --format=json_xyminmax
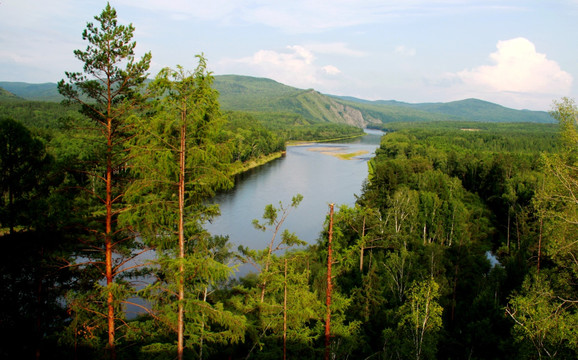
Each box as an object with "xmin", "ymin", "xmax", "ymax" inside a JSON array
[{"xmin": 0, "ymin": 75, "xmax": 553, "ymax": 127}]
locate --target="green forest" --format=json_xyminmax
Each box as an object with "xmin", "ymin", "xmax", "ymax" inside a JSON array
[{"xmin": 1, "ymin": 4, "xmax": 577, "ymax": 360}]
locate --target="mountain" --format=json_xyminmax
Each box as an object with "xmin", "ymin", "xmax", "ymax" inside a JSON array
[
  {"xmin": 0, "ymin": 82, "xmax": 64, "ymax": 102},
  {"xmin": 214, "ymin": 75, "xmax": 369, "ymax": 127},
  {"xmin": 334, "ymin": 96, "xmax": 552, "ymax": 123},
  {"xmin": 0, "ymin": 76, "xmax": 554, "ymax": 126},
  {"xmin": 0, "ymin": 86, "xmax": 22, "ymax": 101},
  {"xmin": 214, "ymin": 76, "xmax": 553, "ymax": 125}
]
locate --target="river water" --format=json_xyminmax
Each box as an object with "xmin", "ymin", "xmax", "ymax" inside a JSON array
[{"xmin": 206, "ymin": 129, "xmax": 383, "ymax": 254}]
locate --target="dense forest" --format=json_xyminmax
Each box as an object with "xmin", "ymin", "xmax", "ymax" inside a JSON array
[{"xmin": 1, "ymin": 4, "xmax": 577, "ymax": 360}]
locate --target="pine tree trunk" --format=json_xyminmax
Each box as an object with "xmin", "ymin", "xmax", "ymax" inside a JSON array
[
  {"xmin": 283, "ymin": 258, "xmax": 287, "ymax": 360},
  {"xmin": 177, "ymin": 114, "xmax": 187, "ymax": 360},
  {"xmin": 507, "ymin": 207, "xmax": 511, "ymax": 252},
  {"xmin": 360, "ymin": 216, "xmax": 366, "ymax": 272},
  {"xmin": 106, "ymin": 116, "xmax": 116, "ymax": 360},
  {"xmin": 200, "ymin": 287, "xmax": 208, "ymax": 360},
  {"xmin": 35, "ymin": 247, "xmax": 44, "ymax": 360},
  {"xmin": 325, "ymin": 204, "xmax": 334, "ymax": 360},
  {"xmin": 260, "ymin": 235, "xmax": 276, "ymax": 303},
  {"xmin": 537, "ymin": 217, "xmax": 543, "ymax": 275},
  {"xmin": 8, "ymin": 188, "xmax": 14, "ymax": 234}
]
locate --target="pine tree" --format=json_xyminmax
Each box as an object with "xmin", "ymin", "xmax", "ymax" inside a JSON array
[{"xmin": 57, "ymin": 3, "xmax": 151, "ymax": 357}]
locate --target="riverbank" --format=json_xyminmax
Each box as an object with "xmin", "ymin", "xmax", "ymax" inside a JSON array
[
  {"xmin": 286, "ymin": 132, "xmax": 366, "ymax": 146},
  {"xmin": 228, "ymin": 151, "xmax": 285, "ymax": 176},
  {"xmin": 229, "ymin": 132, "xmax": 371, "ymax": 176}
]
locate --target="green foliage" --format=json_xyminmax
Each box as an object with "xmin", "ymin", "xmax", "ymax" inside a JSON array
[
  {"xmin": 0, "ymin": 118, "xmax": 52, "ymax": 232},
  {"xmin": 123, "ymin": 55, "xmax": 232, "ymax": 242},
  {"xmin": 378, "ymin": 121, "xmax": 559, "ymax": 154},
  {"xmin": 232, "ymin": 253, "xmax": 325, "ymax": 359},
  {"xmin": 238, "ymin": 195, "xmax": 306, "ymax": 300},
  {"xmin": 538, "ymin": 98, "xmax": 578, "ymax": 229},
  {"xmin": 55, "ymin": 3, "xmax": 153, "ymax": 356},
  {"xmin": 398, "ymin": 278, "xmax": 443, "ymax": 360},
  {"xmin": 215, "ymin": 76, "xmax": 364, "ymax": 126},
  {"xmin": 58, "ymin": 9, "xmax": 151, "ymax": 118},
  {"xmin": 0, "ymin": 86, "xmax": 21, "ymax": 101},
  {"xmin": 140, "ymin": 237, "xmax": 246, "ymax": 358},
  {"xmin": 248, "ymin": 111, "xmax": 365, "ymax": 142},
  {"xmin": 506, "ymin": 97, "xmax": 578, "ymax": 359},
  {"xmin": 216, "ymin": 75, "xmax": 553, "ymax": 125},
  {"xmin": 0, "ymin": 231, "xmax": 76, "ymax": 359},
  {"xmin": 337, "ymin": 119, "xmax": 564, "ymax": 358},
  {"xmin": 122, "ymin": 55, "xmax": 246, "ymax": 358},
  {"xmin": 0, "ymin": 100, "xmax": 86, "ymax": 130},
  {"xmin": 507, "ymin": 273, "xmax": 578, "ymax": 359},
  {"xmin": 4, "ymin": 75, "xmax": 553, "ymax": 131},
  {"xmin": 222, "ymin": 111, "xmax": 285, "ymax": 163}
]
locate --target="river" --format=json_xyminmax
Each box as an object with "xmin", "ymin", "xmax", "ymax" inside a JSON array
[
  {"xmin": 126, "ymin": 129, "xmax": 383, "ymax": 317},
  {"xmin": 206, "ymin": 129, "xmax": 383, "ymax": 256}
]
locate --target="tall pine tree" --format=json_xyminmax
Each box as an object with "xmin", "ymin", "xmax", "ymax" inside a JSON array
[{"xmin": 57, "ymin": 3, "xmax": 151, "ymax": 358}]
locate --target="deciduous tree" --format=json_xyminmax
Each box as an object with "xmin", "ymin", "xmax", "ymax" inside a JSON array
[
  {"xmin": 238, "ymin": 194, "xmax": 305, "ymax": 303},
  {"xmin": 398, "ymin": 278, "xmax": 443, "ymax": 360},
  {"xmin": 123, "ymin": 55, "xmax": 241, "ymax": 360}
]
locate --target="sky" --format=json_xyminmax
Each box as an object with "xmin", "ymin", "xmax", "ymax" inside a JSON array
[{"xmin": 1, "ymin": 0, "xmax": 577, "ymax": 111}]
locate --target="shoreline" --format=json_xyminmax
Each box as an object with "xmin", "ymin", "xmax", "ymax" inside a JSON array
[
  {"xmin": 228, "ymin": 150, "xmax": 285, "ymax": 176},
  {"xmin": 229, "ymin": 132, "xmax": 368, "ymax": 176},
  {"xmin": 286, "ymin": 133, "xmax": 366, "ymax": 146}
]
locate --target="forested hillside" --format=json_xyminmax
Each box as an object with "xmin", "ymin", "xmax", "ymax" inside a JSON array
[
  {"xmin": 0, "ymin": 81, "xmax": 64, "ymax": 102},
  {"xmin": 1, "ymin": 76, "xmax": 552, "ymax": 128},
  {"xmin": 336, "ymin": 97, "xmax": 553, "ymax": 123},
  {"xmin": 0, "ymin": 87, "xmax": 21, "ymax": 101}
]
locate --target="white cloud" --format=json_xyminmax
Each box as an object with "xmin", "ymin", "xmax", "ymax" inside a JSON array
[
  {"xmin": 458, "ymin": 37, "xmax": 572, "ymax": 94},
  {"xmin": 394, "ymin": 45, "xmax": 416, "ymax": 57},
  {"xmin": 322, "ymin": 65, "xmax": 342, "ymax": 75},
  {"xmin": 432, "ymin": 37, "xmax": 576, "ymax": 110},
  {"xmin": 287, "ymin": 45, "xmax": 315, "ymax": 65},
  {"xmin": 218, "ymin": 45, "xmax": 342, "ymax": 89}
]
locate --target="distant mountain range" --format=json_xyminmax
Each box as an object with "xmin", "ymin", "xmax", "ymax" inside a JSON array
[{"xmin": 0, "ymin": 76, "xmax": 553, "ymax": 126}]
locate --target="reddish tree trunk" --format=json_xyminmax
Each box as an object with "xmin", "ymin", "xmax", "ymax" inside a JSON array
[
  {"xmin": 283, "ymin": 258, "xmax": 288, "ymax": 360},
  {"xmin": 537, "ymin": 217, "xmax": 543, "ymax": 275},
  {"xmin": 177, "ymin": 112, "xmax": 187, "ymax": 360},
  {"xmin": 106, "ymin": 114, "xmax": 116, "ymax": 360},
  {"xmin": 325, "ymin": 204, "xmax": 334, "ymax": 360}
]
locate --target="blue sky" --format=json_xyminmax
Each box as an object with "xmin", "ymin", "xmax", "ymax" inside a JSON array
[{"xmin": 1, "ymin": 0, "xmax": 577, "ymax": 110}]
